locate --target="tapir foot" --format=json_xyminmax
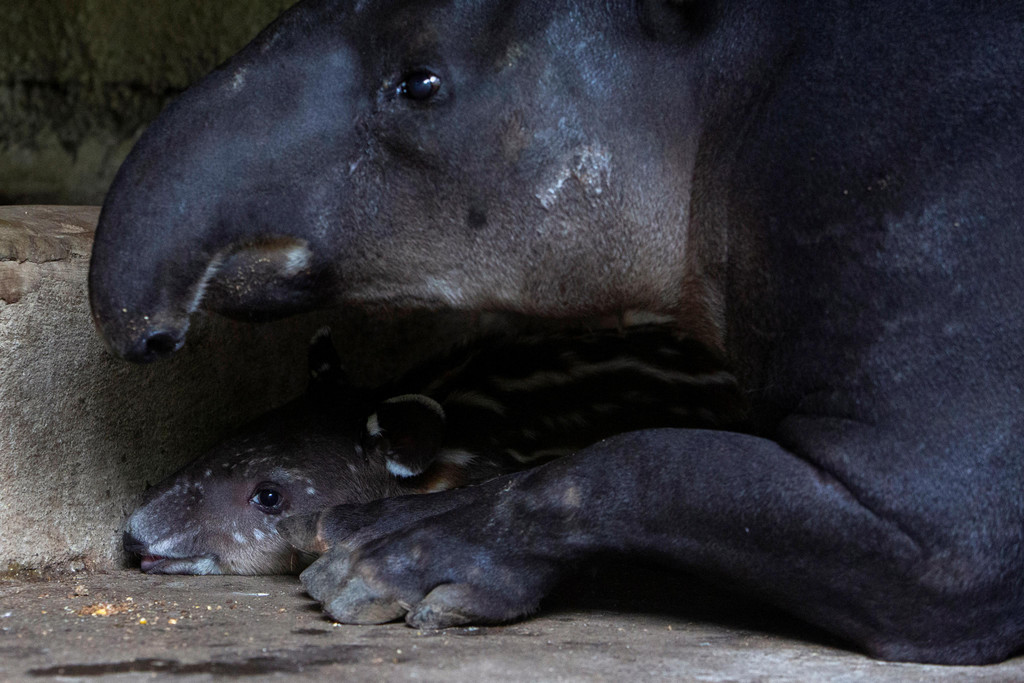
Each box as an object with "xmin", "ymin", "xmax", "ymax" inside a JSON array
[{"xmin": 297, "ymin": 475, "xmax": 561, "ymax": 628}]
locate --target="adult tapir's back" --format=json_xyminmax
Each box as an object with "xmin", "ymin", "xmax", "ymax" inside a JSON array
[
  {"xmin": 726, "ymin": 1, "xmax": 1024, "ymax": 515},
  {"xmin": 86, "ymin": 0, "xmax": 1024, "ymax": 664},
  {"xmin": 731, "ymin": 1, "xmax": 1024, "ymax": 406}
]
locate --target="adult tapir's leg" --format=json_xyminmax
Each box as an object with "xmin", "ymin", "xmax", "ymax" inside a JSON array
[{"xmin": 297, "ymin": 423, "xmax": 1024, "ymax": 665}]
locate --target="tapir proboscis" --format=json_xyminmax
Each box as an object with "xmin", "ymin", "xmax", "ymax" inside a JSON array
[{"xmin": 87, "ymin": 0, "xmax": 1024, "ymax": 665}]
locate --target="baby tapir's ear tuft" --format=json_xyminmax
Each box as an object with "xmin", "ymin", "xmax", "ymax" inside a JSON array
[
  {"xmin": 307, "ymin": 326, "xmax": 349, "ymax": 391},
  {"xmin": 365, "ymin": 394, "xmax": 446, "ymax": 478}
]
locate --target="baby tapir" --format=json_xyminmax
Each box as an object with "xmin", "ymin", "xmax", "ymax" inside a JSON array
[{"xmin": 124, "ymin": 324, "xmax": 745, "ymax": 574}]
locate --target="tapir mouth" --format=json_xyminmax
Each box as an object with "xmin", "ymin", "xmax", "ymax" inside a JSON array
[
  {"xmin": 139, "ymin": 555, "xmax": 168, "ymax": 572},
  {"xmin": 139, "ymin": 554, "xmax": 222, "ymax": 575}
]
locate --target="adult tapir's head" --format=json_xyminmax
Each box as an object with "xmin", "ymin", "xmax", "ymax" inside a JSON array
[{"xmin": 90, "ymin": 0, "xmax": 782, "ymax": 361}]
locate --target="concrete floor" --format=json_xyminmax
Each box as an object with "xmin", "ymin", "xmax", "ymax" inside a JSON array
[{"xmin": 2, "ymin": 569, "xmax": 1021, "ymax": 682}]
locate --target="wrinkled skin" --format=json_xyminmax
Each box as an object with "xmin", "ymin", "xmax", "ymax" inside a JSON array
[{"xmin": 89, "ymin": 0, "xmax": 1024, "ymax": 665}]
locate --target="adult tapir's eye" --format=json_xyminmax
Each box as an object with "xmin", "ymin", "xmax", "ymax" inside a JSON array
[
  {"xmin": 250, "ymin": 485, "xmax": 284, "ymax": 514},
  {"xmin": 399, "ymin": 70, "xmax": 441, "ymax": 101}
]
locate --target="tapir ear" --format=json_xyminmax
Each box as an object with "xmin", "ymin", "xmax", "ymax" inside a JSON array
[
  {"xmin": 637, "ymin": 0, "xmax": 714, "ymax": 41},
  {"xmin": 306, "ymin": 326, "xmax": 349, "ymax": 392},
  {"xmin": 365, "ymin": 394, "xmax": 446, "ymax": 479}
]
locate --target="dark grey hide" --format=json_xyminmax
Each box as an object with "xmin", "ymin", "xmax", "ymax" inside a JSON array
[
  {"xmin": 88, "ymin": 0, "xmax": 1024, "ymax": 665},
  {"xmin": 124, "ymin": 324, "xmax": 743, "ymax": 575}
]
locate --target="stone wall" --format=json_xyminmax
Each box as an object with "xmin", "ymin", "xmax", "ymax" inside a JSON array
[{"xmin": 1, "ymin": 0, "xmax": 297, "ymax": 205}]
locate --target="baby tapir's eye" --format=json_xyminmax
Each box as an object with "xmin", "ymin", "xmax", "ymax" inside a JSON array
[
  {"xmin": 399, "ymin": 70, "xmax": 441, "ymax": 101},
  {"xmin": 250, "ymin": 485, "xmax": 284, "ymax": 514}
]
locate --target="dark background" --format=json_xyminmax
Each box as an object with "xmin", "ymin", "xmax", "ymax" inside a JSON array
[{"xmin": 1, "ymin": 0, "xmax": 297, "ymax": 205}]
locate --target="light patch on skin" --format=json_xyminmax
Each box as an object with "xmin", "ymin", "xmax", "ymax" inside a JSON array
[
  {"xmin": 148, "ymin": 532, "xmax": 194, "ymax": 557},
  {"xmin": 591, "ymin": 310, "xmax": 678, "ymax": 329},
  {"xmin": 279, "ymin": 244, "xmax": 312, "ymax": 277},
  {"xmin": 231, "ymin": 67, "xmax": 247, "ymax": 92},
  {"xmin": 436, "ymin": 449, "xmax": 478, "ymax": 467},
  {"xmin": 444, "ymin": 390, "xmax": 507, "ymax": 416},
  {"xmin": 492, "ymin": 359, "xmax": 735, "ymax": 392},
  {"xmin": 310, "ymin": 362, "xmax": 332, "ymax": 379},
  {"xmin": 381, "ymin": 394, "xmax": 446, "ymax": 421},
  {"xmin": 306, "ymin": 487, "xmax": 317, "ymax": 496},
  {"xmin": 536, "ymin": 142, "xmax": 612, "ymax": 210},
  {"xmin": 204, "ymin": 469, "xmax": 212, "ymax": 478},
  {"xmin": 421, "ymin": 276, "xmax": 466, "ymax": 306},
  {"xmin": 186, "ymin": 253, "xmax": 225, "ymax": 315},
  {"xmin": 366, "ymin": 413, "xmax": 381, "ymax": 437},
  {"xmin": 621, "ymin": 310, "xmax": 677, "ymax": 327},
  {"xmin": 253, "ymin": 528, "xmax": 266, "ymax": 541},
  {"xmin": 563, "ymin": 486, "xmax": 582, "ymax": 509},
  {"xmin": 311, "ymin": 326, "xmax": 331, "ymax": 343},
  {"xmin": 232, "ymin": 532, "xmax": 247, "ymax": 544},
  {"xmin": 386, "ymin": 459, "xmax": 421, "ymax": 478},
  {"xmin": 192, "ymin": 557, "xmax": 221, "ymax": 575},
  {"xmin": 504, "ymin": 448, "xmax": 527, "ymax": 463},
  {"xmin": 496, "ymin": 41, "xmax": 525, "ymax": 70}
]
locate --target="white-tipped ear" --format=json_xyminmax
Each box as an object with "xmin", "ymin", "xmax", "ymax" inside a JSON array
[{"xmin": 365, "ymin": 394, "xmax": 447, "ymax": 479}]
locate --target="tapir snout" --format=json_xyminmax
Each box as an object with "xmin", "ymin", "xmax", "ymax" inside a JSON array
[
  {"xmin": 89, "ymin": 3, "xmax": 370, "ymax": 361},
  {"xmin": 90, "ymin": 0, "xmax": 709, "ymax": 361}
]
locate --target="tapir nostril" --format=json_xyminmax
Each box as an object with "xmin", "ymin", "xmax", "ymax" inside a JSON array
[
  {"xmin": 122, "ymin": 529, "xmax": 146, "ymax": 555},
  {"xmin": 145, "ymin": 331, "xmax": 181, "ymax": 356},
  {"xmin": 125, "ymin": 330, "xmax": 184, "ymax": 363}
]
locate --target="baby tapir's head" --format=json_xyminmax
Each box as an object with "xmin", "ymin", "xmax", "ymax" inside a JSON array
[
  {"xmin": 121, "ymin": 330, "xmax": 460, "ymax": 575},
  {"xmin": 122, "ymin": 403, "xmax": 399, "ymax": 575}
]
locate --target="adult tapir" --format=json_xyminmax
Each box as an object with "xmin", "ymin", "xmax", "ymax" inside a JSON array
[{"xmin": 88, "ymin": 0, "xmax": 1024, "ymax": 665}]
